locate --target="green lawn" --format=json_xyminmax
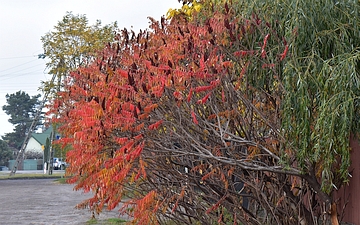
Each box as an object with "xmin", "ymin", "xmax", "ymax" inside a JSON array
[
  {"xmin": 86, "ymin": 218, "xmax": 127, "ymax": 225},
  {"xmin": 0, "ymin": 172, "xmax": 65, "ymax": 180}
]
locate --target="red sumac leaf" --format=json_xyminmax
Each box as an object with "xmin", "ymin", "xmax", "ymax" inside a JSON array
[
  {"xmin": 173, "ymin": 91, "xmax": 183, "ymax": 100},
  {"xmin": 158, "ymin": 64, "xmax": 171, "ymax": 71},
  {"xmin": 121, "ymin": 110, "xmax": 133, "ymax": 118},
  {"xmin": 261, "ymin": 34, "xmax": 270, "ymax": 59},
  {"xmin": 280, "ymin": 45, "xmax": 289, "ymax": 61},
  {"xmin": 117, "ymin": 69, "xmax": 128, "ymax": 78},
  {"xmin": 187, "ymin": 88, "xmax": 193, "ymax": 102},
  {"xmin": 234, "ymin": 50, "xmax": 256, "ymax": 58},
  {"xmin": 210, "ymin": 78, "xmax": 220, "ymax": 87},
  {"xmin": 240, "ymin": 61, "xmax": 250, "ymax": 78},
  {"xmin": 133, "ymin": 134, "xmax": 143, "ymax": 141},
  {"xmin": 199, "ymin": 54, "xmax": 205, "ymax": 70},
  {"xmin": 197, "ymin": 92, "xmax": 211, "ymax": 104},
  {"xmin": 194, "ymin": 85, "xmax": 213, "ymax": 93},
  {"xmin": 234, "ymin": 50, "xmax": 246, "ymax": 57},
  {"xmin": 222, "ymin": 61, "xmax": 232, "ymax": 68},
  {"xmin": 202, "ymin": 169, "xmax": 217, "ymax": 181},
  {"xmin": 191, "ymin": 111, "xmax": 198, "ymax": 125},
  {"xmin": 132, "ymin": 143, "xmax": 143, "ymax": 158},
  {"xmin": 144, "ymin": 60, "xmax": 152, "ymax": 69},
  {"xmin": 218, "ymin": 213, "xmax": 223, "ymax": 223},
  {"xmin": 208, "ymin": 114, "xmax": 217, "ymax": 120},
  {"xmin": 144, "ymin": 103, "xmax": 158, "ymax": 113},
  {"xmin": 116, "ymin": 137, "xmax": 128, "ymax": 145},
  {"xmin": 138, "ymin": 113, "xmax": 149, "ymax": 120},
  {"xmin": 148, "ymin": 120, "xmax": 163, "ymax": 130},
  {"xmin": 262, "ymin": 63, "xmax": 275, "ymax": 69},
  {"xmin": 122, "ymin": 102, "xmax": 135, "ymax": 111},
  {"xmin": 133, "ymin": 123, "xmax": 145, "ymax": 132},
  {"xmin": 206, "ymin": 194, "xmax": 227, "ymax": 214}
]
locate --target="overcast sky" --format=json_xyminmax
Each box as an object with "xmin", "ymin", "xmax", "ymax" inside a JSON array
[{"xmin": 0, "ymin": 0, "xmax": 181, "ymax": 137}]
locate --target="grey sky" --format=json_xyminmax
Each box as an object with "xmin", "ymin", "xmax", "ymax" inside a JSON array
[{"xmin": 0, "ymin": 0, "xmax": 181, "ymax": 137}]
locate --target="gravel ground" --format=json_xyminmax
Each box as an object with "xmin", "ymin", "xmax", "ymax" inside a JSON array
[{"xmin": 0, "ymin": 179, "xmax": 124, "ymax": 225}]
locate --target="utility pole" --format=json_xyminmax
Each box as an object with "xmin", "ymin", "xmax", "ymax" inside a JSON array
[
  {"xmin": 48, "ymin": 125, "xmax": 56, "ymax": 175},
  {"xmin": 10, "ymin": 75, "xmax": 56, "ymax": 176}
]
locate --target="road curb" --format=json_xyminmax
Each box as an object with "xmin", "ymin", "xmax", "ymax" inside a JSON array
[{"xmin": 0, "ymin": 175, "xmax": 64, "ymax": 180}]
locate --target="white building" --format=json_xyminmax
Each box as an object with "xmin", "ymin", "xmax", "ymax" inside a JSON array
[{"xmin": 25, "ymin": 127, "xmax": 53, "ymax": 153}]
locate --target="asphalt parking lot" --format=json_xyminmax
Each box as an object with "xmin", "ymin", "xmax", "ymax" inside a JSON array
[{"xmin": 0, "ymin": 177, "xmax": 122, "ymax": 225}]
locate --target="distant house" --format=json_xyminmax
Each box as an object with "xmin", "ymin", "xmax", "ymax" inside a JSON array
[
  {"xmin": 25, "ymin": 127, "xmax": 53, "ymax": 154},
  {"xmin": 9, "ymin": 127, "xmax": 54, "ymax": 170}
]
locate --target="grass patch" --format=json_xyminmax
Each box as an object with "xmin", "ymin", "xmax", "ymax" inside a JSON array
[
  {"xmin": 86, "ymin": 218, "xmax": 98, "ymax": 225},
  {"xmin": 0, "ymin": 173, "xmax": 64, "ymax": 180},
  {"xmin": 86, "ymin": 218, "xmax": 127, "ymax": 225},
  {"xmin": 55, "ymin": 177, "xmax": 68, "ymax": 184},
  {"xmin": 107, "ymin": 218, "xmax": 127, "ymax": 224}
]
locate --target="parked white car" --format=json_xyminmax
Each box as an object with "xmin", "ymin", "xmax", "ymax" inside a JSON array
[{"xmin": 53, "ymin": 158, "xmax": 66, "ymax": 170}]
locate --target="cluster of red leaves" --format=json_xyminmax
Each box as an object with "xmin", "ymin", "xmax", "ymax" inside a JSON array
[{"xmin": 48, "ymin": 2, "xmax": 290, "ymax": 224}]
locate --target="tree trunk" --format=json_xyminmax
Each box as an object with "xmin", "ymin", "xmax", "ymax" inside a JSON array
[{"xmin": 330, "ymin": 202, "xmax": 339, "ymax": 225}]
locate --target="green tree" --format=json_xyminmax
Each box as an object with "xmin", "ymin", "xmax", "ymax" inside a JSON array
[
  {"xmin": 0, "ymin": 139, "xmax": 12, "ymax": 166},
  {"xmin": 40, "ymin": 12, "xmax": 118, "ymax": 94},
  {"xmin": 2, "ymin": 91, "xmax": 42, "ymax": 149},
  {"xmin": 43, "ymin": 137, "xmax": 50, "ymax": 166}
]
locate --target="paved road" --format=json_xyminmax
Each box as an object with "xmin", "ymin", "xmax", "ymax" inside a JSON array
[{"xmin": 0, "ymin": 179, "xmax": 121, "ymax": 225}]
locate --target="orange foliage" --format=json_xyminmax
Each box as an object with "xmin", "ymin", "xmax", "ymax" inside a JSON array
[{"xmin": 47, "ymin": 1, "xmax": 291, "ymax": 223}]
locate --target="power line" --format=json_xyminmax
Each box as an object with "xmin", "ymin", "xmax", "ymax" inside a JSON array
[
  {"xmin": 0, "ymin": 55, "xmax": 39, "ymax": 60},
  {"xmin": 0, "ymin": 70, "xmax": 46, "ymax": 81},
  {"xmin": 0, "ymin": 59, "xmax": 39, "ymax": 73}
]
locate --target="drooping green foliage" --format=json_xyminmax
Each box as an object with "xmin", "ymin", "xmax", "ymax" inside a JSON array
[{"xmin": 241, "ymin": 0, "xmax": 360, "ymax": 192}]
